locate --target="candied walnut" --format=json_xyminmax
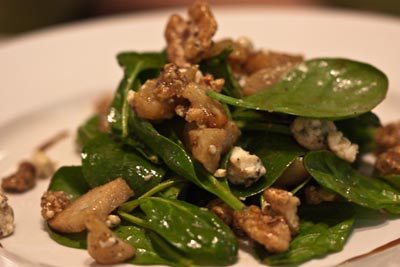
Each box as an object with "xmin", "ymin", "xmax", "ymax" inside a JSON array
[
  {"xmin": 263, "ymin": 188, "xmax": 300, "ymax": 235},
  {"xmin": 165, "ymin": 0, "xmax": 217, "ymax": 67},
  {"xmin": 48, "ymin": 178, "xmax": 134, "ymax": 233},
  {"xmin": 233, "ymin": 205, "xmax": 291, "ymax": 253},
  {"xmin": 206, "ymin": 198, "xmax": 234, "ymax": 225},
  {"xmin": 304, "ymin": 185, "xmax": 339, "ymax": 205},
  {"xmin": 0, "ymin": 191, "xmax": 14, "ymax": 237},
  {"xmin": 2, "ymin": 161, "xmax": 36, "ymax": 192},
  {"xmin": 210, "ymin": 37, "xmax": 254, "ymax": 73},
  {"xmin": 375, "ymin": 121, "xmax": 400, "ymax": 152},
  {"xmin": 184, "ymin": 121, "xmax": 241, "ymax": 173},
  {"xmin": 40, "ymin": 191, "xmax": 71, "ymax": 221},
  {"xmin": 86, "ymin": 215, "xmax": 135, "ymax": 264},
  {"xmin": 375, "ymin": 145, "xmax": 400, "ymax": 176}
]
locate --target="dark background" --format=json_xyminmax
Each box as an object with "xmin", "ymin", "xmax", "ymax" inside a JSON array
[{"xmin": 0, "ymin": 0, "xmax": 399, "ymax": 35}]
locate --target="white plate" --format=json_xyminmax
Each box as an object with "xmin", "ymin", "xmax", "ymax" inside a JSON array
[{"xmin": 1, "ymin": 5, "xmax": 400, "ymax": 267}]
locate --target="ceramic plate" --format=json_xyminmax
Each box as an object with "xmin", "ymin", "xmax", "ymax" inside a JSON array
[{"xmin": 1, "ymin": 5, "xmax": 400, "ymax": 267}]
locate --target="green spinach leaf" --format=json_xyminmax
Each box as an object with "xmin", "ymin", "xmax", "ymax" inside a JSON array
[
  {"xmin": 76, "ymin": 115, "xmax": 103, "ymax": 148},
  {"xmin": 304, "ymin": 150, "xmax": 400, "ymax": 213},
  {"xmin": 335, "ymin": 112, "xmax": 381, "ymax": 153},
  {"xmin": 261, "ymin": 203, "xmax": 354, "ymax": 265},
  {"xmin": 200, "ymin": 48, "xmax": 243, "ymax": 98},
  {"xmin": 81, "ymin": 133, "xmax": 165, "ymax": 196},
  {"xmin": 48, "ymin": 166, "xmax": 90, "ymax": 201},
  {"xmin": 139, "ymin": 197, "xmax": 238, "ymax": 266},
  {"xmin": 208, "ymin": 58, "xmax": 388, "ymax": 119},
  {"xmin": 108, "ymin": 52, "xmax": 166, "ymax": 136},
  {"xmin": 128, "ymin": 112, "xmax": 244, "ymax": 210}
]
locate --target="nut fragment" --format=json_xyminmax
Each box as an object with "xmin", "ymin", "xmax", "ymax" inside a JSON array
[
  {"xmin": 31, "ymin": 151, "xmax": 56, "ymax": 179},
  {"xmin": 86, "ymin": 215, "xmax": 135, "ymax": 264},
  {"xmin": 206, "ymin": 199, "xmax": 234, "ymax": 226},
  {"xmin": 165, "ymin": 0, "xmax": 217, "ymax": 67},
  {"xmin": 2, "ymin": 161, "xmax": 36, "ymax": 192},
  {"xmin": 263, "ymin": 188, "xmax": 300, "ymax": 235},
  {"xmin": 233, "ymin": 205, "xmax": 291, "ymax": 253},
  {"xmin": 375, "ymin": 145, "xmax": 400, "ymax": 176},
  {"xmin": 375, "ymin": 121, "xmax": 400, "ymax": 152},
  {"xmin": 40, "ymin": 191, "xmax": 71, "ymax": 220}
]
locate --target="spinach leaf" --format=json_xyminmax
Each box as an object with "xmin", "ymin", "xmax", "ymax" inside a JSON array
[
  {"xmin": 304, "ymin": 150, "xmax": 400, "ymax": 213},
  {"xmin": 115, "ymin": 224, "xmax": 181, "ymax": 266},
  {"xmin": 208, "ymin": 58, "xmax": 388, "ymax": 119},
  {"xmin": 380, "ymin": 175, "xmax": 400, "ymax": 191},
  {"xmin": 76, "ymin": 115, "xmax": 103, "ymax": 147},
  {"xmin": 231, "ymin": 133, "xmax": 306, "ymax": 197},
  {"xmin": 261, "ymin": 203, "xmax": 354, "ymax": 265},
  {"xmin": 81, "ymin": 133, "xmax": 165, "ymax": 196},
  {"xmin": 47, "ymin": 226, "xmax": 87, "ymax": 249},
  {"xmin": 108, "ymin": 52, "xmax": 166, "ymax": 137},
  {"xmin": 200, "ymin": 48, "xmax": 243, "ymax": 98},
  {"xmin": 139, "ymin": 197, "xmax": 238, "ymax": 266},
  {"xmin": 335, "ymin": 112, "xmax": 381, "ymax": 153},
  {"xmin": 48, "ymin": 166, "xmax": 89, "ymax": 201},
  {"xmin": 128, "ymin": 112, "xmax": 244, "ymax": 210}
]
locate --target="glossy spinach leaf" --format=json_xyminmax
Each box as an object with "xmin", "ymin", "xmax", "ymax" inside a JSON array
[
  {"xmin": 139, "ymin": 197, "xmax": 238, "ymax": 266},
  {"xmin": 304, "ymin": 150, "xmax": 400, "ymax": 213},
  {"xmin": 76, "ymin": 115, "xmax": 103, "ymax": 148},
  {"xmin": 261, "ymin": 203, "xmax": 354, "ymax": 265},
  {"xmin": 208, "ymin": 58, "xmax": 388, "ymax": 119},
  {"xmin": 200, "ymin": 48, "xmax": 243, "ymax": 98},
  {"xmin": 114, "ymin": 224, "xmax": 180, "ymax": 266},
  {"xmin": 335, "ymin": 112, "xmax": 381, "ymax": 153},
  {"xmin": 81, "ymin": 133, "xmax": 165, "ymax": 196},
  {"xmin": 380, "ymin": 175, "xmax": 400, "ymax": 191},
  {"xmin": 231, "ymin": 133, "xmax": 306, "ymax": 197},
  {"xmin": 48, "ymin": 166, "xmax": 89, "ymax": 201},
  {"xmin": 128, "ymin": 112, "xmax": 244, "ymax": 210},
  {"xmin": 47, "ymin": 226, "xmax": 87, "ymax": 249},
  {"xmin": 108, "ymin": 52, "xmax": 166, "ymax": 136}
]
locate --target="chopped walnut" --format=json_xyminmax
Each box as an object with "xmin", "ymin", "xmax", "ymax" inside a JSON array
[
  {"xmin": 2, "ymin": 161, "xmax": 36, "ymax": 192},
  {"xmin": 304, "ymin": 185, "xmax": 339, "ymax": 205},
  {"xmin": 375, "ymin": 145, "xmax": 400, "ymax": 176},
  {"xmin": 0, "ymin": 191, "xmax": 14, "ymax": 238},
  {"xmin": 165, "ymin": 0, "xmax": 217, "ymax": 67},
  {"xmin": 263, "ymin": 188, "xmax": 300, "ymax": 235},
  {"xmin": 206, "ymin": 198, "xmax": 234, "ymax": 226},
  {"xmin": 40, "ymin": 191, "xmax": 71, "ymax": 221},
  {"xmin": 233, "ymin": 205, "xmax": 291, "ymax": 253},
  {"xmin": 86, "ymin": 215, "xmax": 135, "ymax": 264},
  {"xmin": 375, "ymin": 121, "xmax": 400, "ymax": 152}
]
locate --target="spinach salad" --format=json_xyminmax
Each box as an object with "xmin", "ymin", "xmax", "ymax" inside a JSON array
[{"xmin": 41, "ymin": 1, "xmax": 400, "ymax": 266}]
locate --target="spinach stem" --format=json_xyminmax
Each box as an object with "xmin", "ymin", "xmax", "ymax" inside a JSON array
[{"xmin": 119, "ymin": 179, "xmax": 182, "ymax": 212}]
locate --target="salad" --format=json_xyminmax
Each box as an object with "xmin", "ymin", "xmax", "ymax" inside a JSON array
[{"xmin": 26, "ymin": 0, "xmax": 400, "ymax": 266}]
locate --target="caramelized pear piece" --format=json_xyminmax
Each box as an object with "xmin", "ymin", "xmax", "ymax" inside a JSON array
[
  {"xmin": 86, "ymin": 215, "xmax": 135, "ymax": 264},
  {"xmin": 49, "ymin": 178, "xmax": 134, "ymax": 233}
]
